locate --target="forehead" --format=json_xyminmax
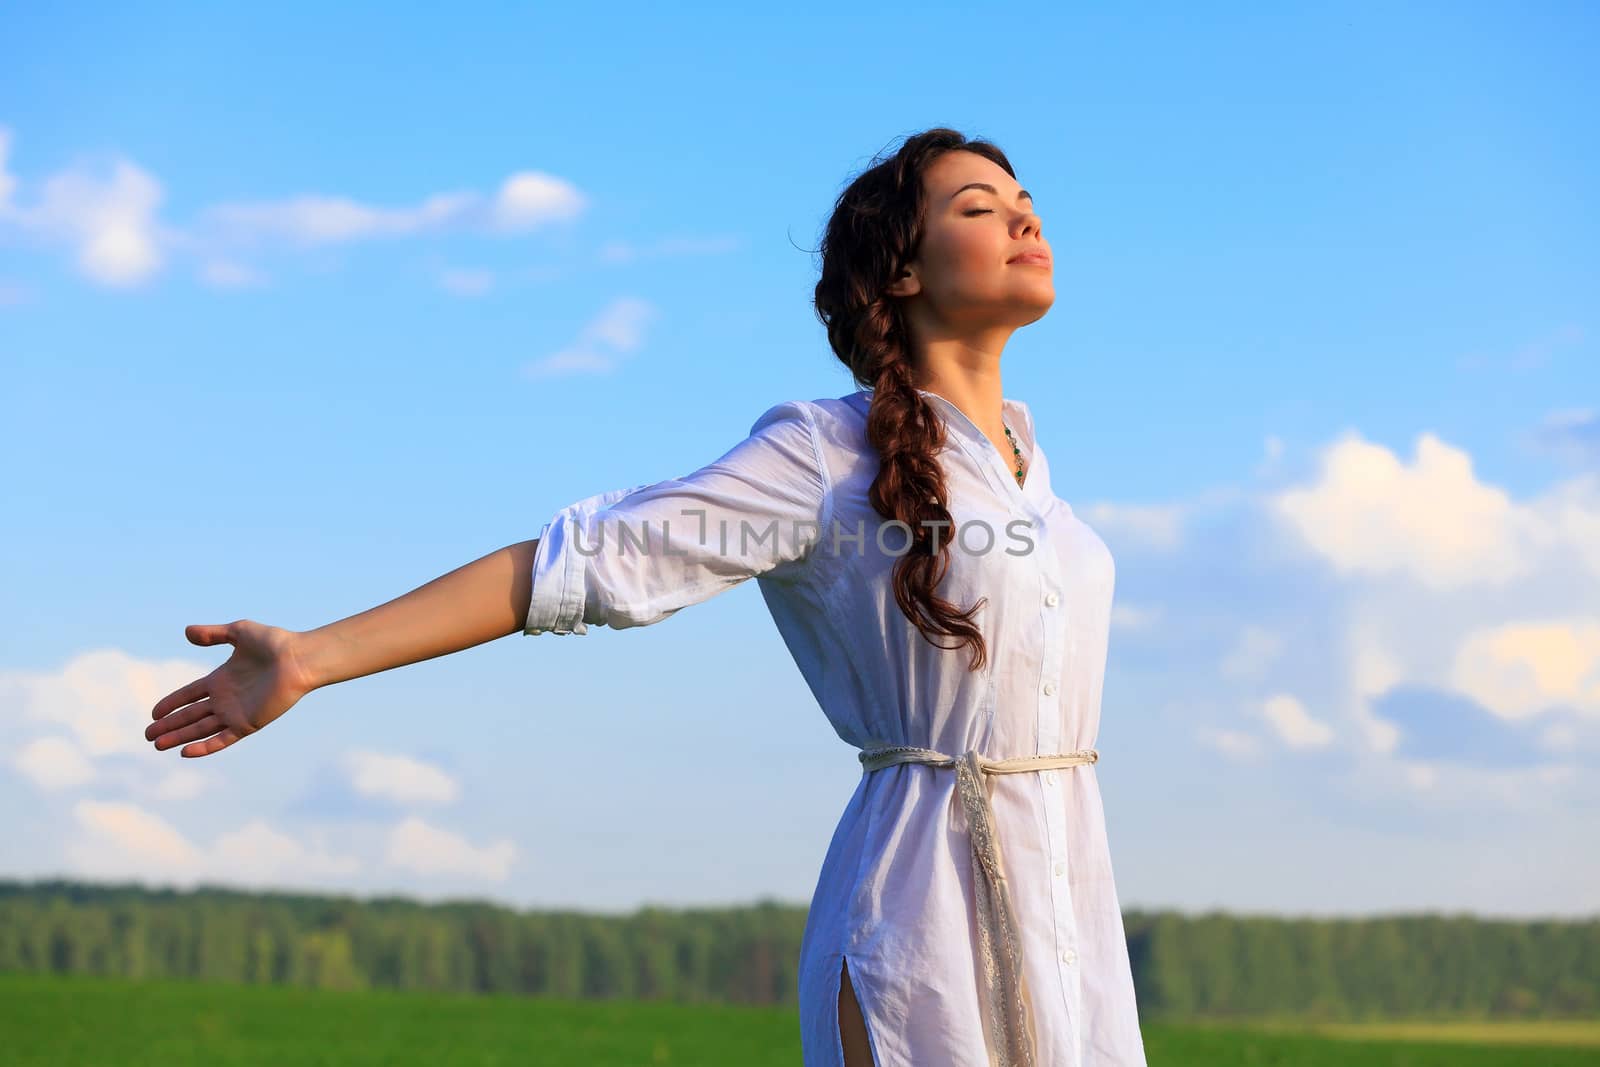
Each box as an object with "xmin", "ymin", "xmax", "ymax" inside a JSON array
[{"xmin": 925, "ymin": 151, "xmax": 1018, "ymax": 195}]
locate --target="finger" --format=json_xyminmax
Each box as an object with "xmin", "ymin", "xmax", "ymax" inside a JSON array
[
  {"xmin": 154, "ymin": 713, "xmax": 223, "ymax": 751},
  {"xmin": 185, "ymin": 622, "xmax": 235, "ymax": 647},
  {"xmin": 182, "ymin": 728, "xmax": 241, "ymax": 759},
  {"xmin": 147, "ymin": 699, "xmax": 211, "ymax": 741},
  {"xmin": 153, "ymin": 679, "xmax": 209, "ymax": 720}
]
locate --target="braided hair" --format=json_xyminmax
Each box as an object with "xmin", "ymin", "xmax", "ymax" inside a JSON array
[{"xmin": 812, "ymin": 127, "xmax": 1020, "ymax": 673}]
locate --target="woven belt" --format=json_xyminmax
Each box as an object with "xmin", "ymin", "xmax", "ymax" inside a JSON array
[{"xmin": 857, "ymin": 744, "xmax": 1099, "ymax": 1067}]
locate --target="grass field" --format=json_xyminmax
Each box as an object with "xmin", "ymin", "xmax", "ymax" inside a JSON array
[{"xmin": 3, "ymin": 972, "xmax": 1596, "ymax": 1065}]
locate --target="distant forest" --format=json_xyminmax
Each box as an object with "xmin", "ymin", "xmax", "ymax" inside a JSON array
[{"xmin": 1, "ymin": 879, "xmax": 1593, "ymax": 1020}]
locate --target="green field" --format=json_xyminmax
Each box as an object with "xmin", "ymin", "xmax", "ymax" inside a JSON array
[{"xmin": 3, "ymin": 972, "xmax": 1597, "ymax": 1065}]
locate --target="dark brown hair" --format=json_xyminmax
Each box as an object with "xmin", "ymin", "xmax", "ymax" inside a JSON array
[{"xmin": 812, "ymin": 127, "xmax": 1018, "ymax": 673}]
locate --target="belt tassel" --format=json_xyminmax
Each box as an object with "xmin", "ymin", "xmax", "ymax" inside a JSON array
[{"xmin": 858, "ymin": 744, "xmax": 1099, "ymax": 1067}]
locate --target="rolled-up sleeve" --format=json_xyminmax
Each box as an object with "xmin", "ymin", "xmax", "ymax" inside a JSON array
[{"xmin": 524, "ymin": 400, "xmax": 830, "ymax": 636}]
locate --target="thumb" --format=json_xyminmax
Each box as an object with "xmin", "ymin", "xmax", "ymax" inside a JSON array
[{"xmin": 186, "ymin": 623, "xmax": 234, "ymax": 646}]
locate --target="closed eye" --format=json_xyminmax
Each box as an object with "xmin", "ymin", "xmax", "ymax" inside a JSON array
[{"xmin": 964, "ymin": 209, "xmax": 993, "ymax": 216}]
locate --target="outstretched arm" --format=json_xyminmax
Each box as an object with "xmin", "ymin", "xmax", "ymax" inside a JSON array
[
  {"xmin": 147, "ymin": 397, "xmax": 828, "ymax": 759},
  {"xmin": 296, "ymin": 538, "xmax": 541, "ymax": 689},
  {"xmin": 146, "ymin": 539, "xmax": 542, "ymax": 758}
]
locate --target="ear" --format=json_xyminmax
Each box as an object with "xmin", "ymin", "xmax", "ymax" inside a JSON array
[{"xmin": 885, "ymin": 266, "xmax": 921, "ymax": 299}]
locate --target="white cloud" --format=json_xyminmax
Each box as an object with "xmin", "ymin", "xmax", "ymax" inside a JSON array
[
  {"xmin": 0, "ymin": 642, "xmax": 238, "ymax": 812},
  {"xmin": 1449, "ymin": 619, "xmax": 1600, "ymax": 723},
  {"xmin": 13, "ymin": 736, "xmax": 96, "ymax": 789},
  {"xmin": 194, "ymin": 170, "xmax": 583, "ymax": 248},
  {"xmin": 2, "ymin": 659, "xmax": 499, "ymax": 893},
  {"xmin": 1258, "ymin": 693, "xmax": 1335, "ymax": 749},
  {"xmin": 64, "ymin": 801, "xmax": 359, "ymax": 888},
  {"xmin": 1345, "ymin": 621, "xmax": 1404, "ymax": 755},
  {"xmin": 490, "ymin": 171, "xmax": 585, "ymax": 232},
  {"xmin": 1525, "ymin": 472, "xmax": 1600, "ymax": 579},
  {"xmin": 523, "ymin": 296, "xmax": 658, "ymax": 378},
  {"xmin": 199, "ymin": 190, "xmax": 479, "ymax": 247},
  {"xmin": 146, "ymin": 767, "xmax": 217, "ymax": 802},
  {"xmin": 0, "ymin": 127, "xmax": 731, "ymax": 295},
  {"xmin": 0, "ymin": 126, "xmax": 597, "ymax": 289},
  {"xmin": 1272, "ymin": 431, "xmax": 1538, "ymax": 591},
  {"xmin": 0, "ymin": 128, "xmax": 166, "ymax": 285},
  {"xmin": 33, "ymin": 159, "xmax": 167, "ymax": 285},
  {"xmin": 384, "ymin": 817, "xmax": 516, "ymax": 881},
  {"xmin": 4, "ymin": 647, "xmax": 207, "ymax": 759},
  {"xmin": 343, "ymin": 750, "xmax": 460, "ymax": 806},
  {"xmin": 69, "ymin": 800, "xmax": 199, "ymax": 876},
  {"xmin": 0, "ymin": 649, "xmax": 220, "ymax": 805},
  {"xmin": 1258, "ymin": 434, "xmax": 1600, "ymax": 755},
  {"xmin": 213, "ymin": 820, "xmax": 361, "ymax": 883},
  {"xmin": 1272, "ymin": 433, "xmax": 1600, "ymax": 593}
]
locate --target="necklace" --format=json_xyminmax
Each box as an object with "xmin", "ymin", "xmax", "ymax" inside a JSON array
[{"xmin": 1003, "ymin": 424, "xmax": 1025, "ymax": 486}]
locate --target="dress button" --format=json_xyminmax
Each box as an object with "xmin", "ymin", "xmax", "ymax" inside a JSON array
[
  {"xmin": 1043, "ymin": 681, "xmax": 1057, "ymax": 696},
  {"xmin": 1060, "ymin": 948, "xmax": 1077, "ymax": 965},
  {"xmin": 1054, "ymin": 861, "xmax": 1066, "ymax": 877},
  {"xmin": 1045, "ymin": 592, "xmax": 1059, "ymax": 607},
  {"xmin": 1042, "ymin": 771, "xmax": 1056, "ymax": 785}
]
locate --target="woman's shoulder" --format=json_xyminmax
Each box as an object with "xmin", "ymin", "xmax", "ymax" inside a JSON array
[
  {"xmin": 788, "ymin": 390, "xmax": 874, "ymax": 460},
  {"xmin": 801, "ymin": 389, "xmax": 871, "ymax": 421},
  {"xmin": 741, "ymin": 390, "xmax": 870, "ymax": 445},
  {"xmin": 746, "ymin": 391, "xmax": 867, "ymax": 430}
]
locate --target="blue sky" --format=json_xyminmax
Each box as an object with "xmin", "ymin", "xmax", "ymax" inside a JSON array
[{"xmin": 2, "ymin": 3, "xmax": 1596, "ymax": 918}]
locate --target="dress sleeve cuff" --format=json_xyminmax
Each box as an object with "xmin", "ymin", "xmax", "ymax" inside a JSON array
[
  {"xmin": 524, "ymin": 484, "xmax": 652, "ymax": 636},
  {"xmin": 524, "ymin": 511, "xmax": 589, "ymax": 636}
]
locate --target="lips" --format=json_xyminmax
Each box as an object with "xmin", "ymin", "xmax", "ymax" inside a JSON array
[{"xmin": 1009, "ymin": 251, "xmax": 1051, "ymax": 266}]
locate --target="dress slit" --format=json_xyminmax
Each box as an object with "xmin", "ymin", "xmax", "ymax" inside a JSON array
[{"xmin": 837, "ymin": 953, "xmax": 881, "ymax": 1067}]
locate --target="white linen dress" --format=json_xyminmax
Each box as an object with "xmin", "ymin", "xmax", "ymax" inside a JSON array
[{"xmin": 525, "ymin": 386, "xmax": 1148, "ymax": 1066}]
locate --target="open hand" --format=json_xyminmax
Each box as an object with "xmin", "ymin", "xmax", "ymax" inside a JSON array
[{"xmin": 146, "ymin": 620, "xmax": 313, "ymax": 758}]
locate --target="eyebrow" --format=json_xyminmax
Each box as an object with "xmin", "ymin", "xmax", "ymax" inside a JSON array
[{"xmin": 949, "ymin": 182, "xmax": 1032, "ymax": 203}]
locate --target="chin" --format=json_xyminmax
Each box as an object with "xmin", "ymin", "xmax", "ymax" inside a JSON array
[{"xmin": 1016, "ymin": 292, "xmax": 1055, "ymax": 317}]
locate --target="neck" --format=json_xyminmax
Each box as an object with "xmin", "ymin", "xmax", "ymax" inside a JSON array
[{"xmin": 910, "ymin": 371, "xmax": 1007, "ymax": 444}]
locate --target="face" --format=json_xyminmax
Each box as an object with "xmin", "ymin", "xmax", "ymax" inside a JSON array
[{"xmin": 887, "ymin": 151, "xmax": 1053, "ymax": 334}]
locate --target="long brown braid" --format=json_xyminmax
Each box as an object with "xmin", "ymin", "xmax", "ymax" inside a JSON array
[{"xmin": 812, "ymin": 128, "xmax": 1019, "ymax": 673}]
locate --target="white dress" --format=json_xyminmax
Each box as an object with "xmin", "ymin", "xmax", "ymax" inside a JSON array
[{"xmin": 525, "ymin": 387, "xmax": 1149, "ymax": 1066}]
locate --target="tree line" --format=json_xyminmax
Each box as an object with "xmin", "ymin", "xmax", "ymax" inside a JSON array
[{"xmin": 0, "ymin": 879, "xmax": 1592, "ymax": 1019}]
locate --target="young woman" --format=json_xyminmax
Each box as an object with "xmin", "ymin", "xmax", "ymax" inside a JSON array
[{"xmin": 145, "ymin": 127, "xmax": 1149, "ymax": 1067}]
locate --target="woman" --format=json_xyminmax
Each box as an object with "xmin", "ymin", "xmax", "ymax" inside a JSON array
[{"xmin": 145, "ymin": 127, "xmax": 1148, "ymax": 1066}]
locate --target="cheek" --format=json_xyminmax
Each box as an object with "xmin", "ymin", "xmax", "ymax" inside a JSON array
[{"xmin": 928, "ymin": 228, "xmax": 1008, "ymax": 288}]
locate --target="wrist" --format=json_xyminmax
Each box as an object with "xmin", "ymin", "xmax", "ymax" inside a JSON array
[{"xmin": 285, "ymin": 628, "xmax": 336, "ymax": 694}]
